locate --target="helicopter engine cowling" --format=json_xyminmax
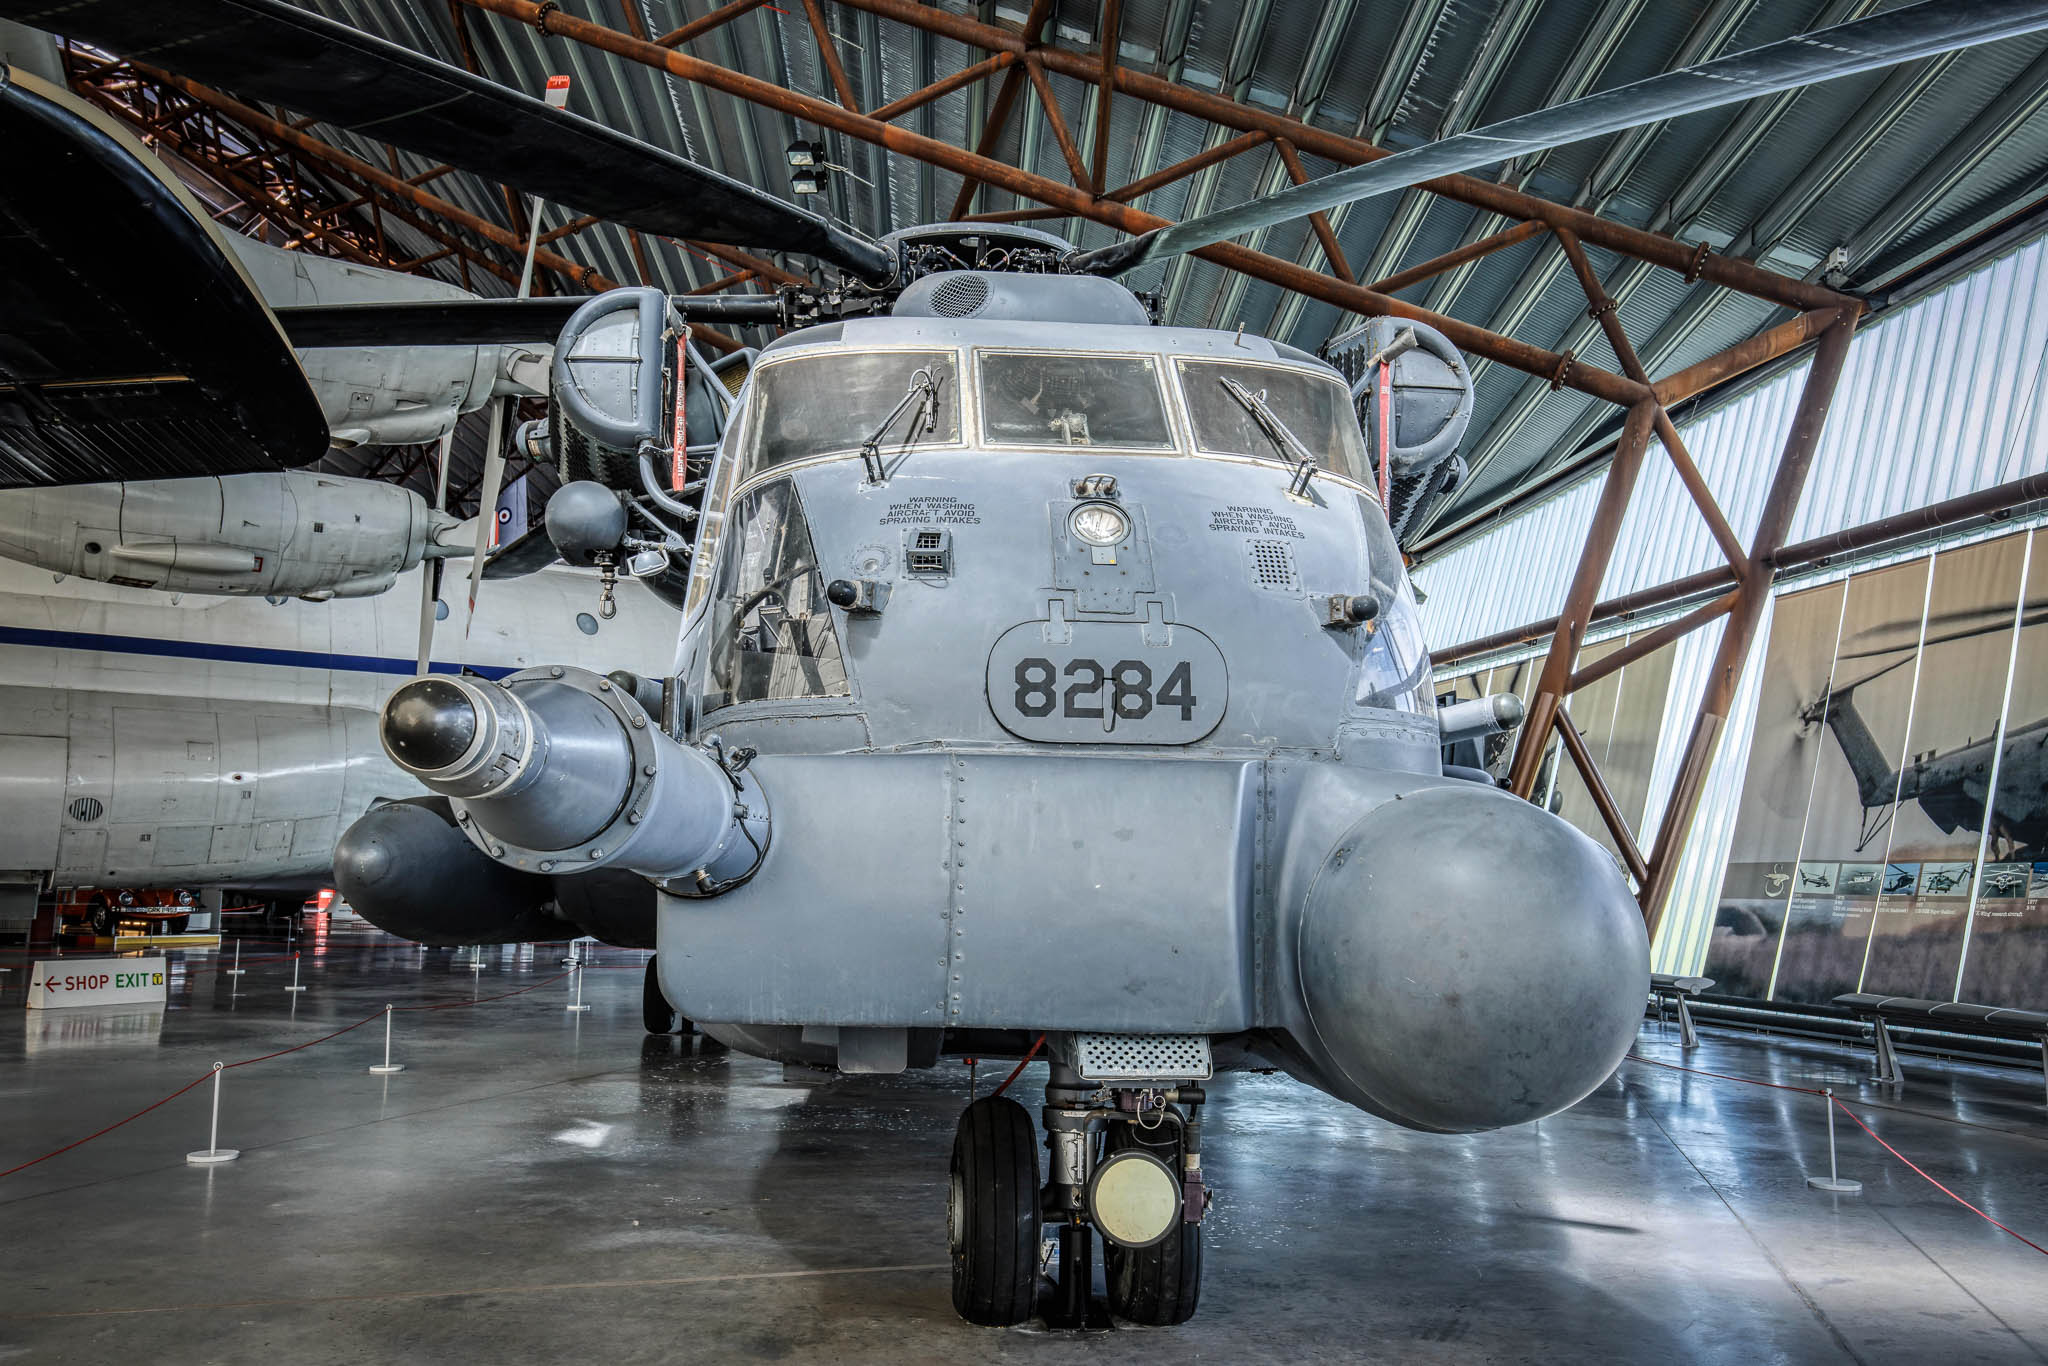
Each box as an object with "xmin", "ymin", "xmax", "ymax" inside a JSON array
[
  {"xmin": 375, "ymin": 667, "xmax": 765, "ymax": 886},
  {"xmin": 1290, "ymin": 783, "xmax": 1647, "ymax": 1133}
]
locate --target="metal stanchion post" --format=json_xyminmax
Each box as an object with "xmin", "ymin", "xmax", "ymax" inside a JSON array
[
  {"xmin": 225, "ymin": 938, "xmax": 245, "ymax": 977},
  {"xmin": 284, "ymin": 951, "xmax": 307, "ymax": 993},
  {"xmin": 469, "ymin": 944, "xmax": 486, "ymax": 973},
  {"xmin": 369, "ymin": 1003, "xmax": 405, "ymax": 1074},
  {"xmin": 1807, "ymin": 1088, "xmax": 1862, "ymax": 1193},
  {"xmin": 187, "ymin": 1063, "xmax": 240, "ymax": 1164},
  {"xmin": 566, "ymin": 963, "xmax": 591, "ymax": 1013}
]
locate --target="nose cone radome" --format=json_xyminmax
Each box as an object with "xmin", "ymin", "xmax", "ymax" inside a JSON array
[
  {"xmin": 382, "ymin": 677, "xmax": 477, "ymax": 773},
  {"xmin": 1297, "ymin": 784, "xmax": 1649, "ymax": 1133}
]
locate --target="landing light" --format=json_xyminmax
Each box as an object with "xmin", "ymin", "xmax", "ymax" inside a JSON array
[{"xmin": 1069, "ymin": 502, "xmax": 1129, "ymax": 547}]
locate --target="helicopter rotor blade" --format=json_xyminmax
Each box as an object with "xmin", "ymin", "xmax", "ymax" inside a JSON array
[
  {"xmin": 0, "ymin": 0, "xmax": 896, "ymax": 283},
  {"xmin": 1072, "ymin": 0, "xmax": 2048, "ymax": 278}
]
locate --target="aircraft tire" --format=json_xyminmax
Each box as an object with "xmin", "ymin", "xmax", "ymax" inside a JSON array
[
  {"xmin": 948, "ymin": 1096, "xmax": 1041, "ymax": 1326},
  {"xmin": 165, "ymin": 915, "xmax": 190, "ymax": 934},
  {"xmin": 1102, "ymin": 1120, "xmax": 1202, "ymax": 1325},
  {"xmin": 88, "ymin": 895, "xmax": 117, "ymax": 937},
  {"xmin": 642, "ymin": 955, "xmax": 680, "ymax": 1034}
]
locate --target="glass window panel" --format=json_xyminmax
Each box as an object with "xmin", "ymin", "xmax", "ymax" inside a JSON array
[
  {"xmin": 704, "ymin": 479, "xmax": 849, "ymax": 712},
  {"xmin": 741, "ymin": 350, "xmax": 958, "ymax": 479},
  {"xmin": 1178, "ymin": 359, "xmax": 1371, "ymax": 490},
  {"xmin": 979, "ymin": 352, "xmax": 1174, "ymax": 449}
]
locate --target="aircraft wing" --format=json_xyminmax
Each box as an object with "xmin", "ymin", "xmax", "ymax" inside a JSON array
[
  {"xmin": 0, "ymin": 66, "xmax": 327, "ymax": 488},
  {"xmin": 0, "ymin": 0, "xmax": 896, "ymax": 283}
]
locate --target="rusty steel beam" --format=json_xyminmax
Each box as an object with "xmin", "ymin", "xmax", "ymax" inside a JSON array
[
  {"xmin": 801, "ymin": 0, "xmax": 862, "ymax": 111},
  {"xmin": 688, "ymin": 268, "xmax": 756, "ymax": 293},
  {"xmin": 1275, "ymin": 138, "xmax": 1355, "ymax": 285},
  {"xmin": 1568, "ymin": 590, "xmax": 1739, "ymax": 695},
  {"xmin": 457, "ymin": 0, "xmax": 1650, "ymax": 405},
  {"xmin": 1090, "ymin": 0, "xmax": 1120, "ymax": 195},
  {"xmin": 1638, "ymin": 308, "xmax": 1859, "ymax": 934},
  {"xmin": 1553, "ymin": 706, "xmax": 1652, "ymax": 889},
  {"xmin": 827, "ymin": 0, "xmax": 1858, "ymax": 318},
  {"xmin": 1104, "ymin": 130, "xmax": 1270, "ymax": 203},
  {"xmin": 867, "ymin": 52, "xmax": 1014, "ymax": 123},
  {"xmin": 656, "ymin": 0, "xmax": 773, "ymax": 49},
  {"xmin": 539, "ymin": 212, "xmax": 605, "ymax": 245},
  {"xmin": 1025, "ymin": 57, "xmax": 1092, "ymax": 192},
  {"xmin": 1505, "ymin": 399, "xmax": 1660, "ymax": 798},
  {"xmin": 960, "ymin": 206, "xmax": 1072, "ymax": 223},
  {"xmin": 948, "ymin": 62, "xmax": 1031, "ymax": 220},
  {"xmin": 1368, "ymin": 219, "xmax": 1548, "ymax": 296},
  {"xmin": 1651, "ymin": 307, "xmax": 1840, "ymax": 407},
  {"xmin": 1652, "ymin": 411, "xmax": 1750, "ymax": 576},
  {"xmin": 687, "ymin": 239, "xmax": 808, "ymax": 288}
]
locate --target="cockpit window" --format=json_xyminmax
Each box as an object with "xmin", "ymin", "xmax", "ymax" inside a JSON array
[
  {"xmin": 979, "ymin": 352, "xmax": 1174, "ymax": 449},
  {"xmin": 1355, "ymin": 496, "xmax": 1433, "ymax": 714},
  {"xmin": 1177, "ymin": 359, "xmax": 1372, "ymax": 492},
  {"xmin": 741, "ymin": 349, "xmax": 959, "ymax": 480},
  {"xmin": 704, "ymin": 478, "xmax": 850, "ymax": 712}
]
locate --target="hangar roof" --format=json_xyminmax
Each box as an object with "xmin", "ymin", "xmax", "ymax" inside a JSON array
[{"xmin": 40, "ymin": 1, "xmax": 2048, "ymax": 534}]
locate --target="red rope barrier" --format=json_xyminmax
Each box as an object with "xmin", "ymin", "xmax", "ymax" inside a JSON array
[
  {"xmin": 1827, "ymin": 1096, "xmax": 2048, "ymax": 1257},
  {"xmin": 1, "ymin": 965, "xmax": 576, "ymax": 1180},
  {"xmin": 988, "ymin": 1033, "xmax": 1045, "ymax": 1099},
  {"xmin": 1626, "ymin": 1050, "xmax": 2048, "ymax": 1258}
]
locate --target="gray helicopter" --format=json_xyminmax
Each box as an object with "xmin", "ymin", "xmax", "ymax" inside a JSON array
[{"xmin": 343, "ymin": 220, "xmax": 1650, "ymax": 1328}]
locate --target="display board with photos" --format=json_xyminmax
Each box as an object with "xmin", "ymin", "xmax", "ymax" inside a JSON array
[{"xmin": 1705, "ymin": 528, "xmax": 2048, "ymax": 1011}]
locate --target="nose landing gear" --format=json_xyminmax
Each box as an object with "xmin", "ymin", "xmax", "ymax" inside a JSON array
[{"xmin": 945, "ymin": 1046, "xmax": 1211, "ymax": 1329}]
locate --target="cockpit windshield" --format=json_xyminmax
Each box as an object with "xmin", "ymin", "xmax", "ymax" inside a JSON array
[
  {"xmin": 1178, "ymin": 359, "xmax": 1372, "ymax": 492},
  {"xmin": 979, "ymin": 352, "xmax": 1174, "ymax": 449},
  {"xmin": 740, "ymin": 349, "xmax": 959, "ymax": 481}
]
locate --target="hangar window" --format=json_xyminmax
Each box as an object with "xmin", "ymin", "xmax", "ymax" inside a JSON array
[
  {"xmin": 703, "ymin": 478, "xmax": 850, "ymax": 712},
  {"xmin": 1177, "ymin": 359, "xmax": 1371, "ymax": 491},
  {"xmin": 979, "ymin": 351, "xmax": 1175, "ymax": 449},
  {"xmin": 739, "ymin": 349, "xmax": 960, "ymax": 479}
]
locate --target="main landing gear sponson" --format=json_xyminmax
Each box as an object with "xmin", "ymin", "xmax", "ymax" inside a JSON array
[
  {"xmin": 947, "ymin": 1057, "xmax": 1208, "ymax": 1329},
  {"xmin": 642, "ymin": 955, "xmax": 694, "ymax": 1036}
]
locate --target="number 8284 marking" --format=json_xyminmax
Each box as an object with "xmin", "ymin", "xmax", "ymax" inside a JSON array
[{"xmin": 984, "ymin": 620, "xmax": 1227, "ymax": 745}]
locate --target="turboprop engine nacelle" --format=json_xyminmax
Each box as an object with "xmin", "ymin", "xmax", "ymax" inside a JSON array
[
  {"xmin": 370, "ymin": 666, "xmax": 767, "ymax": 888},
  {"xmin": 0, "ymin": 471, "xmax": 461, "ymax": 599}
]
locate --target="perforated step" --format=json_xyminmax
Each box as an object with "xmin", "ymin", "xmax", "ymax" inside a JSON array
[{"xmin": 1073, "ymin": 1033, "xmax": 1213, "ymax": 1083}]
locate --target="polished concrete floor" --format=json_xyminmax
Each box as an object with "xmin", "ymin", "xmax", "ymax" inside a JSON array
[{"xmin": 2, "ymin": 922, "xmax": 2045, "ymax": 1364}]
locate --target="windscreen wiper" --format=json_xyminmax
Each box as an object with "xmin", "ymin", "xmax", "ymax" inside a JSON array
[
  {"xmin": 1219, "ymin": 376, "xmax": 1319, "ymax": 498},
  {"xmin": 860, "ymin": 367, "xmax": 942, "ymax": 484}
]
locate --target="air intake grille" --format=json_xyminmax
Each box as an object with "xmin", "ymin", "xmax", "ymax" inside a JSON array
[
  {"xmin": 67, "ymin": 797, "xmax": 104, "ymax": 823},
  {"xmin": 1246, "ymin": 539, "xmax": 1299, "ymax": 592},
  {"xmin": 928, "ymin": 274, "xmax": 991, "ymax": 318},
  {"xmin": 1074, "ymin": 1033, "xmax": 1213, "ymax": 1082}
]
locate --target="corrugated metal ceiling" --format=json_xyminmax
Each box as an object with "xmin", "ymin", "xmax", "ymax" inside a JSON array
[{"xmin": 106, "ymin": 0, "xmax": 2048, "ymax": 524}]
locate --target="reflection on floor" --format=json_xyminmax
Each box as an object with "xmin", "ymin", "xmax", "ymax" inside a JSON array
[{"xmin": 1, "ymin": 924, "xmax": 2044, "ymax": 1364}]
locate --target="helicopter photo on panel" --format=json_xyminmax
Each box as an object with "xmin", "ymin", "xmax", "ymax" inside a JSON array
[{"xmin": 348, "ymin": 221, "xmax": 1651, "ymax": 1328}]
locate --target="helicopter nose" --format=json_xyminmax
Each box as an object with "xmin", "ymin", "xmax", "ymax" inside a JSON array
[
  {"xmin": 1295, "ymin": 784, "xmax": 1649, "ymax": 1133},
  {"xmin": 381, "ymin": 677, "xmax": 480, "ymax": 773}
]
